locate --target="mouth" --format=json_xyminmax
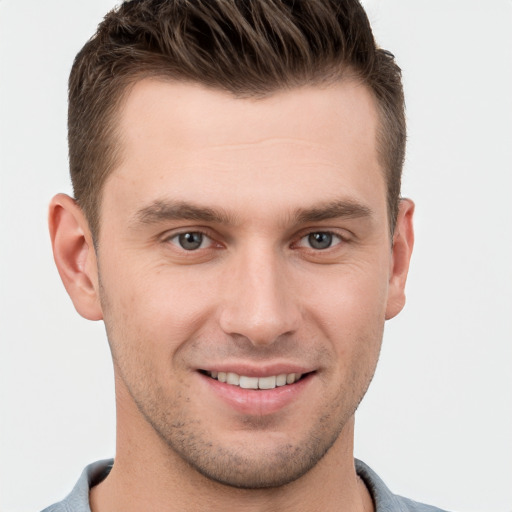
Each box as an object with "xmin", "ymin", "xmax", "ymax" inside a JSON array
[
  {"xmin": 198, "ymin": 368, "xmax": 315, "ymax": 415},
  {"xmin": 200, "ymin": 370, "xmax": 308, "ymax": 390}
]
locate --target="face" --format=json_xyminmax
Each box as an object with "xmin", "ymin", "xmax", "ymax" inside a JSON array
[{"xmin": 92, "ymin": 79, "xmax": 410, "ymax": 488}]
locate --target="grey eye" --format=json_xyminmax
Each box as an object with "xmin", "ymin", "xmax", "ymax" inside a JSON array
[
  {"xmin": 308, "ymin": 232, "xmax": 334, "ymax": 250},
  {"xmin": 297, "ymin": 231, "xmax": 342, "ymax": 250},
  {"xmin": 177, "ymin": 232, "xmax": 204, "ymax": 250}
]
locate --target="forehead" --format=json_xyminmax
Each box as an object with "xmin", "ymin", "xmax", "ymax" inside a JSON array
[
  {"xmin": 116, "ymin": 78, "xmax": 379, "ymax": 156},
  {"xmin": 104, "ymin": 78, "xmax": 386, "ymax": 225}
]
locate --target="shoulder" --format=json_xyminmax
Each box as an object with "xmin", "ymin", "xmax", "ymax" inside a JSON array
[
  {"xmin": 40, "ymin": 459, "xmax": 113, "ymax": 512},
  {"xmin": 41, "ymin": 503, "xmax": 68, "ymax": 512},
  {"xmin": 355, "ymin": 459, "xmax": 450, "ymax": 512},
  {"xmin": 393, "ymin": 495, "xmax": 451, "ymax": 512}
]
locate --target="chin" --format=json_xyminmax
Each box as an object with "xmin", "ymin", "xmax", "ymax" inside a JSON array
[
  {"xmin": 181, "ymin": 443, "xmax": 329, "ymax": 489},
  {"xmin": 152, "ymin": 413, "xmax": 347, "ymax": 490}
]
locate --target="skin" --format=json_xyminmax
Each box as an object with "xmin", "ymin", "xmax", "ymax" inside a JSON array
[{"xmin": 49, "ymin": 79, "xmax": 414, "ymax": 512}]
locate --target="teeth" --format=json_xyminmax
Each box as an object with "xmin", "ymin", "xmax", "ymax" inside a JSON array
[
  {"xmin": 258, "ymin": 376, "xmax": 276, "ymax": 389},
  {"xmin": 226, "ymin": 372, "xmax": 240, "ymax": 385},
  {"xmin": 207, "ymin": 371, "xmax": 303, "ymax": 389},
  {"xmin": 239, "ymin": 376, "xmax": 259, "ymax": 389},
  {"xmin": 276, "ymin": 374, "xmax": 287, "ymax": 387}
]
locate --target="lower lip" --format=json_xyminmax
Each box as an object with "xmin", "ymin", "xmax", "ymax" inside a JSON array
[{"xmin": 199, "ymin": 372, "xmax": 314, "ymax": 416}]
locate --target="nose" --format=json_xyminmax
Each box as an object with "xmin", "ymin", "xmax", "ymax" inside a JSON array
[{"xmin": 218, "ymin": 245, "xmax": 301, "ymax": 347}]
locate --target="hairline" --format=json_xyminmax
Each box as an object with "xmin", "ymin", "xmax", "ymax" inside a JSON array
[{"xmin": 87, "ymin": 72, "xmax": 396, "ymax": 246}]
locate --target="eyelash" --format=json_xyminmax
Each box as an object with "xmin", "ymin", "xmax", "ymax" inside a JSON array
[
  {"xmin": 164, "ymin": 229, "xmax": 347, "ymax": 253},
  {"xmin": 166, "ymin": 230, "xmax": 218, "ymax": 251},
  {"xmin": 295, "ymin": 231, "xmax": 344, "ymax": 251}
]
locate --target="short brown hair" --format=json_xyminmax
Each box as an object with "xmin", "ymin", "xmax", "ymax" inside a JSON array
[{"xmin": 68, "ymin": 0, "xmax": 405, "ymax": 239}]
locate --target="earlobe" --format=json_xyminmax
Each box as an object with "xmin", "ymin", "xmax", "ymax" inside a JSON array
[
  {"xmin": 385, "ymin": 198, "xmax": 415, "ymax": 320},
  {"xmin": 48, "ymin": 193, "xmax": 103, "ymax": 321}
]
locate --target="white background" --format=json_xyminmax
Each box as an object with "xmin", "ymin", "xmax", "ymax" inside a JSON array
[{"xmin": 0, "ymin": 1, "xmax": 511, "ymax": 511}]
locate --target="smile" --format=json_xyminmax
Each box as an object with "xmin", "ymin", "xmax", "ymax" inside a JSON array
[{"xmin": 204, "ymin": 370, "xmax": 304, "ymax": 390}]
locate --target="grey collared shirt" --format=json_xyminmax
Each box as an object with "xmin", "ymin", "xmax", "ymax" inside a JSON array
[{"xmin": 41, "ymin": 458, "xmax": 449, "ymax": 512}]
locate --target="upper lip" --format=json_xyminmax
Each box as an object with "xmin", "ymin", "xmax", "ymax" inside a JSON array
[{"xmin": 198, "ymin": 363, "xmax": 315, "ymax": 378}]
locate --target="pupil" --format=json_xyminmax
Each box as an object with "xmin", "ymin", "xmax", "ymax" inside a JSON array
[
  {"xmin": 309, "ymin": 232, "xmax": 332, "ymax": 250},
  {"xmin": 179, "ymin": 232, "xmax": 203, "ymax": 250}
]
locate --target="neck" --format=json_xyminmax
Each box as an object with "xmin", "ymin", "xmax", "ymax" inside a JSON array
[{"xmin": 90, "ymin": 383, "xmax": 373, "ymax": 512}]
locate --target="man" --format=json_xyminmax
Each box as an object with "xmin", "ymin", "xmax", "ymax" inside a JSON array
[{"xmin": 43, "ymin": 1, "xmax": 444, "ymax": 511}]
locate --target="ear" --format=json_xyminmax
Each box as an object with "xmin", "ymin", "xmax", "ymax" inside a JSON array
[
  {"xmin": 48, "ymin": 193, "xmax": 103, "ymax": 321},
  {"xmin": 385, "ymin": 198, "xmax": 415, "ymax": 320}
]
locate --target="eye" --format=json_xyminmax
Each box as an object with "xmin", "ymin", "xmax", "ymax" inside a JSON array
[
  {"xmin": 169, "ymin": 231, "xmax": 211, "ymax": 251},
  {"xmin": 298, "ymin": 231, "xmax": 343, "ymax": 250}
]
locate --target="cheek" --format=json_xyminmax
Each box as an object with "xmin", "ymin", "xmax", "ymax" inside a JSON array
[
  {"xmin": 308, "ymin": 260, "xmax": 389, "ymax": 316},
  {"xmin": 304, "ymin": 265, "xmax": 389, "ymax": 360},
  {"xmin": 99, "ymin": 261, "xmax": 219, "ymax": 358}
]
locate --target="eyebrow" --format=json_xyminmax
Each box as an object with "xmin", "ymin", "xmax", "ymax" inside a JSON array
[
  {"xmin": 135, "ymin": 200, "xmax": 238, "ymax": 226},
  {"xmin": 294, "ymin": 199, "xmax": 373, "ymax": 224},
  {"xmin": 133, "ymin": 198, "xmax": 373, "ymax": 227}
]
